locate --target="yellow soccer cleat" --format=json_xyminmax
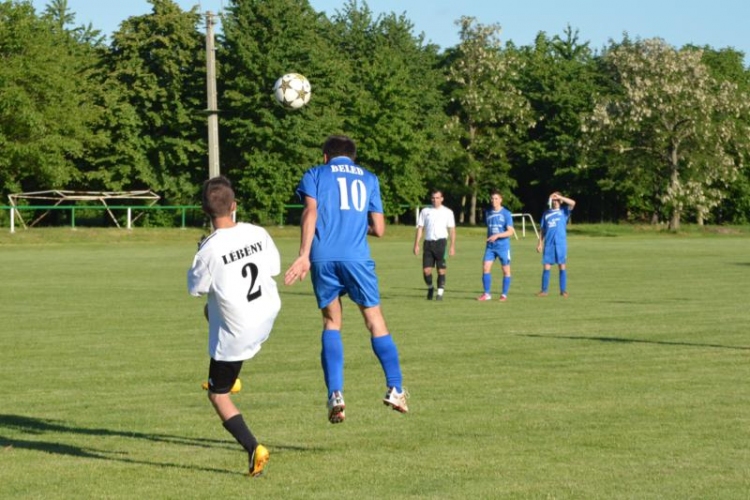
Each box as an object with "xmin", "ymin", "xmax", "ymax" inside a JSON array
[{"xmin": 248, "ymin": 444, "xmax": 269, "ymax": 477}]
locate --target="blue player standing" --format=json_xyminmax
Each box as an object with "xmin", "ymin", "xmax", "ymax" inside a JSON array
[
  {"xmin": 284, "ymin": 135, "xmax": 408, "ymax": 424},
  {"xmin": 536, "ymin": 191, "xmax": 576, "ymax": 297},
  {"xmin": 477, "ymin": 190, "xmax": 515, "ymax": 302}
]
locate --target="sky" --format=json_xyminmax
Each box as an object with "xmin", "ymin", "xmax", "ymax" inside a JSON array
[{"xmin": 31, "ymin": 0, "xmax": 750, "ymax": 65}]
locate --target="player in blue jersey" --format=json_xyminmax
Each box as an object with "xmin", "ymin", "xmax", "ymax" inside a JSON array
[
  {"xmin": 536, "ymin": 192, "xmax": 576, "ymax": 297},
  {"xmin": 477, "ymin": 190, "xmax": 515, "ymax": 302},
  {"xmin": 284, "ymin": 135, "xmax": 407, "ymax": 424}
]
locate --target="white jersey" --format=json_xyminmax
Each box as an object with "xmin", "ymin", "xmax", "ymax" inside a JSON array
[
  {"xmin": 417, "ymin": 205, "xmax": 456, "ymax": 241},
  {"xmin": 187, "ymin": 223, "xmax": 281, "ymax": 362}
]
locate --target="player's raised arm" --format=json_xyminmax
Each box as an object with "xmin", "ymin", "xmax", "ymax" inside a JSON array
[{"xmin": 284, "ymin": 195, "xmax": 317, "ymax": 285}]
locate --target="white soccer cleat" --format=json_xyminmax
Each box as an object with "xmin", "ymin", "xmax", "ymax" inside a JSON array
[
  {"xmin": 327, "ymin": 391, "xmax": 346, "ymax": 424},
  {"xmin": 383, "ymin": 387, "xmax": 409, "ymax": 413}
]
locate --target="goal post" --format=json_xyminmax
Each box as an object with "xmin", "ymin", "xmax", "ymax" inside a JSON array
[{"xmin": 512, "ymin": 213, "xmax": 539, "ymax": 239}]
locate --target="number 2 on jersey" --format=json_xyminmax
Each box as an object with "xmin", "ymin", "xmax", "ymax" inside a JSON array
[
  {"xmin": 242, "ymin": 263, "xmax": 261, "ymax": 302},
  {"xmin": 336, "ymin": 177, "xmax": 366, "ymax": 211}
]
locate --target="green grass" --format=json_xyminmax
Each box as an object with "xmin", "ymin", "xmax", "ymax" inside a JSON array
[{"xmin": 1, "ymin": 226, "xmax": 749, "ymax": 499}]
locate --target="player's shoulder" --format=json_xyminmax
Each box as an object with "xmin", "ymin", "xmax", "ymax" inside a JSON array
[{"xmin": 236, "ymin": 221, "xmax": 271, "ymax": 236}]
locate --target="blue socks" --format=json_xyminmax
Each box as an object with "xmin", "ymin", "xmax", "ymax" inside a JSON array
[
  {"xmin": 482, "ymin": 273, "xmax": 491, "ymax": 294},
  {"xmin": 371, "ymin": 334, "xmax": 402, "ymax": 392},
  {"xmin": 541, "ymin": 269, "xmax": 550, "ymax": 292},
  {"xmin": 323, "ymin": 330, "xmax": 404, "ymax": 394},
  {"xmin": 560, "ymin": 269, "xmax": 567, "ymax": 293},
  {"xmin": 321, "ymin": 329, "xmax": 344, "ymax": 396},
  {"xmin": 502, "ymin": 276, "xmax": 511, "ymax": 296}
]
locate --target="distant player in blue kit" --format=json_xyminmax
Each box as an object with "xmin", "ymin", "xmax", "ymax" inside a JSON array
[
  {"xmin": 477, "ymin": 190, "xmax": 515, "ymax": 302},
  {"xmin": 284, "ymin": 135, "xmax": 408, "ymax": 424},
  {"xmin": 536, "ymin": 192, "xmax": 576, "ymax": 297}
]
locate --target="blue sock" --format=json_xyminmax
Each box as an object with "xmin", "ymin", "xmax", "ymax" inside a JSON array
[
  {"xmin": 502, "ymin": 276, "xmax": 511, "ymax": 296},
  {"xmin": 560, "ymin": 269, "xmax": 567, "ymax": 293},
  {"xmin": 371, "ymin": 334, "xmax": 402, "ymax": 392},
  {"xmin": 541, "ymin": 269, "xmax": 550, "ymax": 292},
  {"xmin": 321, "ymin": 330, "xmax": 344, "ymax": 396},
  {"xmin": 482, "ymin": 273, "xmax": 491, "ymax": 294}
]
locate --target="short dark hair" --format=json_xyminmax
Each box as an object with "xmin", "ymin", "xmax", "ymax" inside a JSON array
[
  {"xmin": 202, "ymin": 175, "xmax": 235, "ymax": 218},
  {"xmin": 323, "ymin": 135, "xmax": 357, "ymax": 161},
  {"xmin": 490, "ymin": 189, "xmax": 502, "ymax": 198}
]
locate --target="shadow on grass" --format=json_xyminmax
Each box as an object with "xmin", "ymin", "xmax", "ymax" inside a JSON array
[
  {"xmin": 520, "ymin": 333, "xmax": 750, "ymax": 351},
  {"xmin": 0, "ymin": 435, "xmax": 242, "ymax": 475},
  {"xmin": 0, "ymin": 414, "xmax": 318, "ymax": 472}
]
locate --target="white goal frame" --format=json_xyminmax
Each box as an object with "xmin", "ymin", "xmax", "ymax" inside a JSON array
[{"xmin": 512, "ymin": 213, "xmax": 539, "ymax": 239}]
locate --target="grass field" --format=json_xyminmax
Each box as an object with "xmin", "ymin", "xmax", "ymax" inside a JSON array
[{"xmin": 1, "ymin": 225, "xmax": 749, "ymax": 499}]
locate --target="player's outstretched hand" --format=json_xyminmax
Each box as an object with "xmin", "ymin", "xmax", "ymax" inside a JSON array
[{"xmin": 284, "ymin": 256, "xmax": 311, "ymax": 285}]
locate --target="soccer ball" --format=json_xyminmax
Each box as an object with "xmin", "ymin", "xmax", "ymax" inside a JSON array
[{"xmin": 273, "ymin": 73, "xmax": 311, "ymax": 109}]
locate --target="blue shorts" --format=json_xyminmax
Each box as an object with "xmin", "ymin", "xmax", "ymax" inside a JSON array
[
  {"xmin": 483, "ymin": 246, "xmax": 511, "ymax": 266},
  {"xmin": 311, "ymin": 260, "xmax": 381, "ymax": 309},
  {"xmin": 542, "ymin": 244, "xmax": 567, "ymax": 265}
]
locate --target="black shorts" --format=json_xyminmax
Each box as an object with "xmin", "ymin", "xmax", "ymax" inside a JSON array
[
  {"xmin": 207, "ymin": 358, "xmax": 243, "ymax": 394},
  {"xmin": 422, "ymin": 239, "xmax": 448, "ymax": 269}
]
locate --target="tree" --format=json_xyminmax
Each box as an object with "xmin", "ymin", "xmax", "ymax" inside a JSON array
[
  {"xmin": 102, "ymin": 0, "xmax": 206, "ymax": 204},
  {"xmin": 582, "ymin": 38, "xmax": 750, "ymax": 229},
  {"xmin": 0, "ymin": 0, "xmax": 101, "ymax": 196},
  {"xmin": 324, "ymin": 1, "xmax": 447, "ymax": 217},
  {"xmin": 443, "ymin": 17, "xmax": 534, "ymax": 225},
  {"xmin": 220, "ymin": 0, "xmax": 338, "ymax": 223},
  {"xmin": 699, "ymin": 47, "xmax": 750, "ymax": 224},
  {"xmin": 512, "ymin": 27, "xmax": 601, "ymax": 219}
]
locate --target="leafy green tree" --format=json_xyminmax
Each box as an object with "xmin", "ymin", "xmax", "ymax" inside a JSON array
[
  {"xmin": 581, "ymin": 38, "xmax": 750, "ymax": 229},
  {"xmin": 41, "ymin": 0, "xmax": 73, "ymax": 30},
  {"xmin": 512, "ymin": 27, "xmax": 600, "ymax": 219},
  {"xmin": 102, "ymin": 0, "xmax": 206, "ymax": 204},
  {"xmin": 219, "ymin": 0, "xmax": 338, "ymax": 223},
  {"xmin": 699, "ymin": 47, "xmax": 750, "ymax": 224},
  {"xmin": 0, "ymin": 0, "xmax": 100, "ymax": 196},
  {"xmin": 324, "ymin": 1, "xmax": 448, "ymax": 217},
  {"xmin": 443, "ymin": 17, "xmax": 534, "ymax": 225}
]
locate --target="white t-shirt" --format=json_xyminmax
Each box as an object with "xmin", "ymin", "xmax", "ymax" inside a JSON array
[
  {"xmin": 417, "ymin": 205, "xmax": 456, "ymax": 241},
  {"xmin": 187, "ymin": 223, "xmax": 281, "ymax": 361}
]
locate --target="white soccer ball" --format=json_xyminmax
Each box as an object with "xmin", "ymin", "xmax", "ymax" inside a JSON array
[{"xmin": 273, "ymin": 73, "xmax": 311, "ymax": 109}]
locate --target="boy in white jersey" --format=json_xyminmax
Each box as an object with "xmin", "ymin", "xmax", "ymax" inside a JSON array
[
  {"xmin": 414, "ymin": 189, "xmax": 456, "ymax": 300},
  {"xmin": 187, "ymin": 176, "xmax": 281, "ymax": 476}
]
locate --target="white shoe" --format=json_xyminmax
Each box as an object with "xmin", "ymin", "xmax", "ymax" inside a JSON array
[
  {"xmin": 383, "ymin": 387, "xmax": 409, "ymax": 413},
  {"xmin": 327, "ymin": 391, "xmax": 345, "ymax": 424}
]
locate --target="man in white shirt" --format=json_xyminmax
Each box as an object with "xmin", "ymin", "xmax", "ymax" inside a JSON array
[
  {"xmin": 413, "ymin": 189, "xmax": 456, "ymax": 301},
  {"xmin": 187, "ymin": 175, "xmax": 281, "ymax": 477}
]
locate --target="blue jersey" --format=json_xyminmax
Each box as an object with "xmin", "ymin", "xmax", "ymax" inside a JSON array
[
  {"xmin": 297, "ymin": 156, "xmax": 383, "ymax": 262},
  {"xmin": 485, "ymin": 207, "xmax": 514, "ymax": 252},
  {"xmin": 540, "ymin": 206, "xmax": 571, "ymax": 247}
]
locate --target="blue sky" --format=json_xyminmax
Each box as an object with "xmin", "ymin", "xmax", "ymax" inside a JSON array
[{"xmin": 32, "ymin": 0, "xmax": 749, "ymax": 64}]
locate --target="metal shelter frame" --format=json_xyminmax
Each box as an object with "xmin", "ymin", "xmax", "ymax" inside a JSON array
[{"xmin": 8, "ymin": 190, "xmax": 161, "ymax": 229}]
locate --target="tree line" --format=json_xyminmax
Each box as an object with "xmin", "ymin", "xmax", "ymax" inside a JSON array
[{"xmin": 2, "ymin": 0, "xmax": 749, "ymax": 229}]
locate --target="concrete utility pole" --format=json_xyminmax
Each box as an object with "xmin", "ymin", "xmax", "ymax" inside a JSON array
[{"xmin": 205, "ymin": 11, "xmax": 220, "ymax": 179}]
